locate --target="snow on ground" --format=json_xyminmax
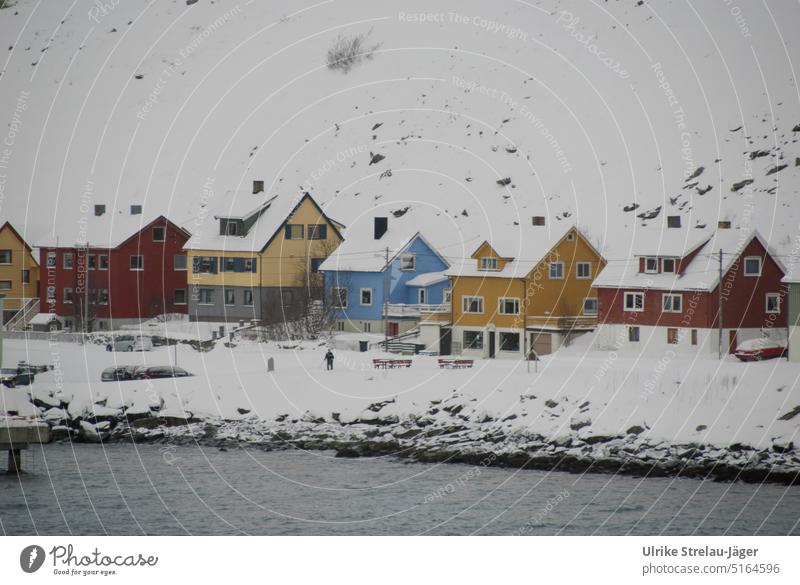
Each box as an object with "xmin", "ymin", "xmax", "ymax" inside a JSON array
[{"xmin": 2, "ymin": 335, "xmax": 799, "ymax": 450}]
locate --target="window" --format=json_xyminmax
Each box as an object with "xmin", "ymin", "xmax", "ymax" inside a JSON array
[
  {"xmin": 310, "ymin": 258, "xmax": 323, "ymax": 273},
  {"xmin": 0, "ymin": 250, "xmax": 11, "ymax": 264},
  {"xmin": 667, "ymin": 328, "xmax": 679, "ymax": 345},
  {"xmin": 532, "ymin": 216, "xmax": 545, "ymax": 226},
  {"xmin": 628, "ymin": 326, "xmax": 640, "ymax": 342},
  {"xmin": 174, "ymin": 254, "xmax": 187, "ymax": 271},
  {"xmin": 243, "ymin": 289, "xmax": 254, "ymax": 306},
  {"xmin": 222, "ymin": 257, "xmax": 237, "ymax": 272},
  {"xmin": 194, "ymin": 256, "xmax": 218, "ymax": 274},
  {"xmin": 99, "ymin": 255, "xmax": 109, "ymax": 270},
  {"xmin": 21, "ymin": 269, "xmax": 30, "ymax": 284},
  {"xmin": 130, "ymin": 255, "xmax": 144, "ymax": 271},
  {"xmin": 400, "ymin": 254, "xmax": 416, "ymax": 271},
  {"xmin": 583, "ymin": 298, "xmax": 598, "ymax": 316},
  {"xmin": 198, "ymin": 289, "xmax": 215, "ymax": 305},
  {"xmin": 667, "ymin": 215, "xmax": 681, "ymax": 228},
  {"xmin": 174, "ymin": 289, "xmax": 187, "ymax": 305},
  {"xmin": 0, "ymin": 280, "xmax": 11, "ymax": 290},
  {"xmin": 766, "ymin": 293, "xmax": 781, "ymax": 314},
  {"xmin": 499, "ymin": 332, "xmax": 520, "ymax": 352},
  {"xmin": 576, "ymin": 262, "xmax": 591, "ymax": 279},
  {"xmin": 244, "ymin": 258, "xmax": 256, "ymax": 272},
  {"xmin": 662, "ymin": 293, "xmax": 682, "ymax": 313},
  {"xmin": 645, "ymin": 257, "xmax": 658, "ymax": 273},
  {"xmin": 462, "ymin": 296, "xmax": 484, "ymax": 314},
  {"xmin": 463, "ymin": 330, "xmax": 484, "ymax": 350},
  {"xmin": 224, "ymin": 289, "xmax": 236, "ymax": 306},
  {"xmin": 98, "ymin": 289, "xmax": 109, "ymax": 305},
  {"xmin": 332, "ymin": 287, "xmax": 348, "ymax": 308},
  {"xmin": 549, "ymin": 262, "xmax": 564, "ymax": 279},
  {"xmin": 284, "ymin": 224, "xmax": 304, "ymax": 240},
  {"xmin": 479, "ymin": 257, "xmax": 498, "ymax": 271},
  {"xmin": 130, "ymin": 204, "xmax": 142, "ymax": 215},
  {"xmin": 63, "ymin": 288, "xmax": 73, "ymax": 303},
  {"xmin": 624, "ymin": 292, "xmax": 644, "ymax": 312},
  {"xmin": 443, "ymin": 289, "xmax": 452, "ymax": 303},
  {"xmin": 360, "ymin": 288, "xmax": 373, "ymax": 306},
  {"xmin": 94, "ymin": 204, "xmax": 105, "ymax": 216},
  {"xmin": 418, "ymin": 289, "xmax": 426, "ymax": 304},
  {"xmin": 47, "ymin": 252, "xmax": 56, "ymax": 267},
  {"xmin": 307, "ymin": 224, "xmax": 327, "ymax": 240},
  {"xmin": 361, "ymin": 322, "xmax": 370, "ymax": 333},
  {"xmin": 498, "ymin": 297, "xmax": 520, "ymax": 315},
  {"xmin": 152, "ymin": 227, "xmax": 165, "ymax": 242},
  {"xmin": 63, "ymin": 253, "xmax": 74, "ymax": 269},
  {"xmin": 691, "ymin": 329, "xmax": 698, "ymax": 346},
  {"xmin": 744, "ymin": 256, "xmax": 762, "ymax": 276},
  {"xmin": 87, "ymin": 255, "xmax": 96, "ymax": 270},
  {"xmin": 225, "ymin": 222, "xmax": 239, "ymax": 236},
  {"xmin": 662, "ymin": 258, "xmax": 676, "ymax": 273},
  {"xmin": 46, "ymin": 286, "xmax": 56, "ymax": 301}
]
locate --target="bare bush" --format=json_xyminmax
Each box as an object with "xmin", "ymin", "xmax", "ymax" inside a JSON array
[{"xmin": 326, "ymin": 29, "xmax": 381, "ymax": 73}]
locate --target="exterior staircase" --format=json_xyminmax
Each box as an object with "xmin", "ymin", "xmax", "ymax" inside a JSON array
[
  {"xmin": 3, "ymin": 298, "xmax": 40, "ymax": 331},
  {"xmin": 374, "ymin": 328, "xmax": 423, "ymax": 354}
]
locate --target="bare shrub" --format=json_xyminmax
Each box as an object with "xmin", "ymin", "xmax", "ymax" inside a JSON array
[{"xmin": 326, "ymin": 29, "xmax": 381, "ymax": 73}]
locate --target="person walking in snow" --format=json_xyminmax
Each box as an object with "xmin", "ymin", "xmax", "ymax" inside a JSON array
[{"xmin": 324, "ymin": 349, "xmax": 334, "ymax": 371}]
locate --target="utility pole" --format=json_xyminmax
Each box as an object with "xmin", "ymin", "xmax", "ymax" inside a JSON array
[
  {"xmin": 718, "ymin": 248, "xmax": 723, "ymax": 360},
  {"xmin": 383, "ymin": 246, "xmax": 389, "ymax": 348},
  {"xmin": 84, "ymin": 243, "xmax": 90, "ymax": 335}
]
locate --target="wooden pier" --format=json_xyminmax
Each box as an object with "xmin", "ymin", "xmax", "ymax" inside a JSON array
[{"xmin": 0, "ymin": 418, "xmax": 50, "ymax": 473}]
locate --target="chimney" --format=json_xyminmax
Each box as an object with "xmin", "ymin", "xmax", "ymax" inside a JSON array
[
  {"xmin": 94, "ymin": 204, "xmax": 106, "ymax": 217},
  {"xmin": 718, "ymin": 220, "xmax": 731, "ymax": 229},
  {"xmin": 667, "ymin": 215, "xmax": 681, "ymax": 228},
  {"xmin": 130, "ymin": 204, "xmax": 142, "ymax": 215},
  {"xmin": 532, "ymin": 216, "xmax": 545, "ymax": 226},
  {"xmin": 374, "ymin": 217, "xmax": 388, "ymax": 240},
  {"xmin": 253, "ymin": 180, "xmax": 264, "ymax": 194}
]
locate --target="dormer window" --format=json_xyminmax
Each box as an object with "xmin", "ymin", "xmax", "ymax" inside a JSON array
[
  {"xmin": 226, "ymin": 222, "xmax": 238, "ymax": 236},
  {"xmin": 662, "ymin": 258, "xmax": 676, "ymax": 273},
  {"xmin": 644, "ymin": 257, "xmax": 658, "ymax": 273},
  {"xmin": 479, "ymin": 257, "xmax": 498, "ymax": 271}
]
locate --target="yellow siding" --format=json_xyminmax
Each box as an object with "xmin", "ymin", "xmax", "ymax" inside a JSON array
[
  {"xmin": 470, "ymin": 241, "xmax": 512, "ymax": 271},
  {"xmin": 0, "ymin": 224, "xmax": 39, "ymax": 311},
  {"xmin": 451, "ymin": 276, "xmax": 525, "ymax": 329}
]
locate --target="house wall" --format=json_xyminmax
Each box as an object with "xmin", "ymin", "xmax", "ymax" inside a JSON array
[
  {"xmin": 0, "ymin": 224, "xmax": 39, "ymax": 319},
  {"xmin": 387, "ymin": 236, "xmax": 450, "ymax": 303},
  {"xmin": 597, "ymin": 287, "xmax": 714, "ymax": 329},
  {"xmin": 324, "ymin": 270, "xmax": 385, "ymax": 322},
  {"xmin": 788, "ymin": 282, "xmax": 800, "ymax": 362},
  {"xmin": 405, "ymin": 280, "xmax": 449, "ymax": 305}
]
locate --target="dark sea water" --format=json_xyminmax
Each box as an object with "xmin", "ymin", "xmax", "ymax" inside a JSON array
[{"xmin": 1, "ymin": 444, "xmax": 798, "ymax": 535}]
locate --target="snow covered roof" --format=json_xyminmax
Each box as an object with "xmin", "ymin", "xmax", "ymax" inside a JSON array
[
  {"xmin": 627, "ymin": 228, "xmax": 712, "ymax": 258},
  {"xmin": 405, "ymin": 270, "xmax": 449, "ymax": 287},
  {"xmin": 781, "ymin": 261, "xmax": 800, "ymax": 284},
  {"xmin": 36, "ymin": 210, "xmax": 179, "ymax": 249},
  {"xmin": 594, "ymin": 228, "xmax": 782, "ymax": 291},
  {"xmin": 29, "ymin": 313, "xmax": 60, "ymax": 325}
]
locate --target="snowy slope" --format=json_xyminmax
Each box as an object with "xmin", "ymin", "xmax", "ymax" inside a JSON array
[{"xmin": 1, "ymin": 0, "xmax": 799, "ymax": 263}]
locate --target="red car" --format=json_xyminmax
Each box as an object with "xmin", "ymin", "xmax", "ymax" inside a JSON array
[{"xmin": 734, "ymin": 338, "xmax": 787, "ymax": 361}]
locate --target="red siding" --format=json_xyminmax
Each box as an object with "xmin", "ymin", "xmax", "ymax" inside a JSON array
[
  {"xmin": 598, "ymin": 287, "xmax": 714, "ymax": 328},
  {"xmin": 39, "ymin": 217, "xmax": 189, "ymax": 322}
]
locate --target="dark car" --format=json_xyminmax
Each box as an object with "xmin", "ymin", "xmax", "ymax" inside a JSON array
[
  {"xmin": 100, "ymin": 366, "xmax": 138, "ymax": 382},
  {"xmin": 734, "ymin": 338, "xmax": 787, "ymax": 362},
  {"xmin": 0, "ymin": 367, "xmax": 35, "ymax": 387},
  {"xmin": 133, "ymin": 366, "xmax": 192, "ymax": 380}
]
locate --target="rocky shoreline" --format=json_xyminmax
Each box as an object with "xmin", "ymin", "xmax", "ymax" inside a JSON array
[{"xmin": 38, "ymin": 393, "xmax": 800, "ymax": 486}]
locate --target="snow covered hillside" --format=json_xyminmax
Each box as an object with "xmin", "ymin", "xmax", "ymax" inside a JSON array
[{"xmin": 2, "ymin": 0, "xmax": 799, "ymax": 260}]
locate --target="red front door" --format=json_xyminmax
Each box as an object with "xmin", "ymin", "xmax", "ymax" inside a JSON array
[
  {"xmin": 729, "ymin": 330, "xmax": 738, "ymax": 354},
  {"xmin": 388, "ymin": 322, "xmax": 399, "ymax": 337}
]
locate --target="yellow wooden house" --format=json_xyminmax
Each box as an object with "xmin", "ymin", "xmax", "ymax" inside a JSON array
[
  {"xmin": 0, "ymin": 221, "xmax": 39, "ymax": 327},
  {"xmin": 183, "ymin": 185, "xmax": 343, "ymax": 323},
  {"xmin": 420, "ymin": 222, "xmax": 605, "ymax": 358}
]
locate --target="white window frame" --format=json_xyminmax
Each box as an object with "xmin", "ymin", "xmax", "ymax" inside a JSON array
[
  {"xmin": 549, "ymin": 261, "xmax": 564, "ymax": 279},
  {"xmin": 130, "ymin": 255, "xmax": 144, "ymax": 271},
  {"xmin": 624, "ymin": 291, "xmax": 644, "ymax": 312},
  {"xmin": 765, "ymin": 293, "xmax": 781, "ymax": 314},
  {"xmin": 243, "ymin": 289, "xmax": 254, "ymax": 307},
  {"xmin": 418, "ymin": 288, "xmax": 426, "ymax": 304},
  {"xmin": 498, "ymin": 331, "xmax": 520, "ymax": 352},
  {"xmin": 360, "ymin": 288, "xmax": 373, "ymax": 306},
  {"xmin": 463, "ymin": 330, "xmax": 484, "ymax": 350},
  {"xmin": 224, "ymin": 289, "xmax": 236, "ymax": 306},
  {"xmin": 332, "ymin": 287, "xmax": 348, "ymax": 309},
  {"xmin": 47, "ymin": 252, "xmax": 56, "ymax": 267},
  {"xmin": 662, "ymin": 258, "xmax": 676, "ymax": 274},
  {"xmin": 98, "ymin": 288, "xmax": 109, "ymax": 305},
  {"xmin": 644, "ymin": 257, "xmax": 658, "ymax": 274},
  {"xmin": 63, "ymin": 253, "xmax": 74, "ymax": 269},
  {"xmin": 99, "ymin": 254, "xmax": 109, "ymax": 270},
  {"xmin": 498, "ymin": 297, "xmax": 520, "ymax": 315},
  {"xmin": 576, "ymin": 262, "xmax": 592, "ymax": 279},
  {"xmin": 174, "ymin": 289, "xmax": 187, "ymax": 305},
  {"xmin": 152, "ymin": 226, "xmax": 166, "ymax": 242},
  {"xmin": 462, "ymin": 295, "xmax": 484, "ymax": 314},
  {"xmin": 662, "ymin": 293, "xmax": 682, "ymax": 313},
  {"xmin": 628, "ymin": 326, "xmax": 640, "ymax": 342},
  {"xmin": 479, "ymin": 257, "xmax": 498, "ymax": 271},
  {"xmin": 63, "ymin": 287, "xmax": 73, "ymax": 304},
  {"xmin": 0, "ymin": 250, "xmax": 11, "ymax": 265},
  {"xmin": 226, "ymin": 222, "xmax": 239, "ymax": 236},
  {"xmin": 582, "ymin": 297, "xmax": 598, "ymax": 316},
  {"xmin": 198, "ymin": 288, "xmax": 215, "ymax": 305},
  {"xmin": 566, "ymin": 231, "xmax": 575, "ymax": 241},
  {"xmin": 443, "ymin": 288, "xmax": 452, "ymax": 303},
  {"xmin": 173, "ymin": 254, "xmax": 187, "ymax": 271},
  {"xmin": 744, "ymin": 256, "xmax": 762, "ymax": 277},
  {"xmin": 399, "ymin": 253, "xmax": 416, "ymax": 271}
]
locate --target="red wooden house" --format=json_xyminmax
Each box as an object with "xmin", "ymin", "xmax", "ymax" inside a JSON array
[
  {"xmin": 37, "ymin": 207, "xmax": 190, "ymax": 331},
  {"xmin": 593, "ymin": 227, "xmax": 787, "ymax": 354}
]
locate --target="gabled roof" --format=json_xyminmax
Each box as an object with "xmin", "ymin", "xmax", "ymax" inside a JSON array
[
  {"xmin": 405, "ymin": 270, "xmax": 449, "ymax": 287},
  {"xmin": 184, "ymin": 191, "xmax": 341, "ymax": 253},
  {"xmin": 0, "ymin": 221, "xmax": 37, "ymax": 258},
  {"xmin": 36, "ymin": 214, "xmax": 189, "ymax": 250},
  {"xmin": 594, "ymin": 228, "xmax": 784, "ymax": 291}
]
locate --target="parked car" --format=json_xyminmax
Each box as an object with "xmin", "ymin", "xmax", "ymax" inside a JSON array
[
  {"xmin": 0, "ymin": 367, "xmax": 35, "ymax": 387},
  {"xmin": 105, "ymin": 335, "xmax": 153, "ymax": 352},
  {"xmin": 100, "ymin": 366, "xmax": 138, "ymax": 382},
  {"xmin": 133, "ymin": 366, "xmax": 192, "ymax": 380},
  {"xmin": 734, "ymin": 338, "xmax": 787, "ymax": 362}
]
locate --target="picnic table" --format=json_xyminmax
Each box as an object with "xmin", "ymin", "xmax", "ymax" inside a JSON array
[
  {"xmin": 437, "ymin": 358, "xmax": 474, "ymax": 369},
  {"xmin": 372, "ymin": 358, "xmax": 413, "ymax": 369}
]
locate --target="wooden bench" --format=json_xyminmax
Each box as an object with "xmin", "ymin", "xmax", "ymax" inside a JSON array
[
  {"xmin": 372, "ymin": 358, "xmax": 413, "ymax": 369},
  {"xmin": 438, "ymin": 358, "xmax": 474, "ymax": 369}
]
